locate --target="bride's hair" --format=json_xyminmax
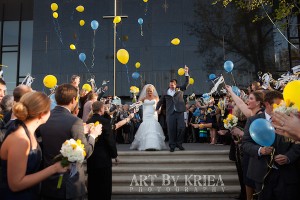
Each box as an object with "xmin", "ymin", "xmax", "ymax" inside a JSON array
[{"xmin": 138, "ymin": 84, "xmax": 158, "ymax": 101}]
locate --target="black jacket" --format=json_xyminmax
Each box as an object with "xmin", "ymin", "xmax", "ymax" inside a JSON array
[
  {"xmin": 86, "ymin": 114, "xmax": 118, "ymax": 170},
  {"xmin": 156, "ymin": 75, "xmax": 189, "ymax": 116},
  {"xmin": 37, "ymin": 106, "xmax": 95, "ymax": 199},
  {"xmin": 242, "ymin": 112, "xmax": 300, "ymax": 184}
]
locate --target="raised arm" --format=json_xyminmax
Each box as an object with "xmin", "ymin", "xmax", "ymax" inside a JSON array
[
  {"xmin": 225, "ymin": 85, "xmax": 252, "ymax": 117},
  {"xmin": 178, "ymin": 66, "xmax": 190, "ymax": 91}
]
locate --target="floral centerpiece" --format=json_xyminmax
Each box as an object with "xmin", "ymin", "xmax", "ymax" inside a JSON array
[
  {"xmin": 273, "ymin": 99, "xmax": 298, "ymax": 116},
  {"xmin": 130, "ymin": 86, "xmax": 140, "ymax": 103},
  {"xmin": 56, "ymin": 139, "xmax": 86, "ymax": 189},
  {"xmin": 223, "ymin": 114, "xmax": 238, "ymax": 130}
]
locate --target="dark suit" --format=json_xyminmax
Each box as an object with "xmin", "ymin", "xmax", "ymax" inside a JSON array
[
  {"xmin": 156, "ymin": 75, "xmax": 189, "ymax": 149},
  {"xmin": 86, "ymin": 114, "xmax": 118, "ymax": 200},
  {"xmin": 38, "ymin": 106, "xmax": 95, "ymax": 200},
  {"xmin": 242, "ymin": 112, "xmax": 300, "ymax": 199}
]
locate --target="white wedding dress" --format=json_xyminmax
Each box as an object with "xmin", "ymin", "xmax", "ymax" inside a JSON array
[{"xmin": 130, "ymin": 99, "xmax": 167, "ymax": 151}]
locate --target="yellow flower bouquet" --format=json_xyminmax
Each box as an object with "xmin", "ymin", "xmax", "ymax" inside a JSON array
[
  {"xmin": 223, "ymin": 114, "xmax": 238, "ymax": 130},
  {"xmin": 273, "ymin": 99, "xmax": 298, "ymax": 116}
]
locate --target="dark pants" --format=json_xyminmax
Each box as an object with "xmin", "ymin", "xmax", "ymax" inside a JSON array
[
  {"xmin": 258, "ymin": 168, "xmax": 300, "ymax": 200},
  {"xmin": 167, "ymin": 111, "xmax": 185, "ymax": 149},
  {"xmin": 88, "ymin": 167, "xmax": 112, "ymax": 200}
]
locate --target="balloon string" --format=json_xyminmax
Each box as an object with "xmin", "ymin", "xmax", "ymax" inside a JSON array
[
  {"xmin": 83, "ymin": 61, "xmax": 93, "ymax": 77},
  {"xmin": 145, "ymin": 3, "xmax": 148, "ymax": 15},
  {"xmin": 116, "ymin": 31, "xmax": 131, "ymax": 85},
  {"xmin": 91, "ymin": 31, "xmax": 96, "ymax": 68},
  {"xmin": 124, "ymin": 64, "xmax": 130, "ymax": 85},
  {"xmin": 116, "ymin": 31, "xmax": 126, "ymax": 48},
  {"xmin": 140, "ymin": 25, "xmax": 143, "ymax": 36},
  {"xmin": 52, "ymin": 18, "xmax": 63, "ymax": 44},
  {"xmin": 230, "ymin": 72, "xmax": 237, "ymax": 87},
  {"xmin": 260, "ymin": 0, "xmax": 298, "ymax": 49}
]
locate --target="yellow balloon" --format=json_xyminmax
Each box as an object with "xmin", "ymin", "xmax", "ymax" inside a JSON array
[
  {"xmin": 76, "ymin": 5, "xmax": 84, "ymax": 12},
  {"xmin": 79, "ymin": 20, "xmax": 85, "ymax": 26},
  {"xmin": 70, "ymin": 44, "xmax": 76, "ymax": 50},
  {"xmin": 82, "ymin": 83, "xmax": 92, "ymax": 92},
  {"xmin": 143, "ymin": 0, "xmax": 148, "ymax": 2},
  {"xmin": 113, "ymin": 16, "xmax": 121, "ymax": 24},
  {"xmin": 51, "ymin": 3, "xmax": 58, "ymax": 11},
  {"xmin": 178, "ymin": 68, "xmax": 185, "ymax": 76},
  {"xmin": 283, "ymin": 80, "xmax": 300, "ymax": 110},
  {"xmin": 171, "ymin": 38, "xmax": 180, "ymax": 45},
  {"xmin": 117, "ymin": 49, "xmax": 129, "ymax": 64},
  {"xmin": 135, "ymin": 62, "xmax": 141, "ymax": 68},
  {"xmin": 189, "ymin": 77, "xmax": 194, "ymax": 85},
  {"xmin": 53, "ymin": 12, "xmax": 58, "ymax": 19},
  {"xmin": 43, "ymin": 75, "xmax": 57, "ymax": 89}
]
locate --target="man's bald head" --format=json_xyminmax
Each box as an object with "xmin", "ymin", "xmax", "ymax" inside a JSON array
[{"xmin": 13, "ymin": 85, "xmax": 32, "ymax": 102}]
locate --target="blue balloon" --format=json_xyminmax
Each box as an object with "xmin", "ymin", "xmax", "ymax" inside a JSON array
[
  {"xmin": 249, "ymin": 118, "xmax": 275, "ymax": 147},
  {"xmin": 79, "ymin": 53, "xmax": 86, "ymax": 62},
  {"xmin": 224, "ymin": 60, "xmax": 234, "ymax": 73},
  {"xmin": 202, "ymin": 93, "xmax": 210, "ymax": 99},
  {"xmin": 209, "ymin": 74, "xmax": 216, "ymax": 80},
  {"xmin": 132, "ymin": 72, "xmax": 140, "ymax": 79},
  {"xmin": 91, "ymin": 20, "xmax": 99, "ymax": 30},
  {"xmin": 138, "ymin": 18, "xmax": 143, "ymax": 25},
  {"xmin": 232, "ymin": 86, "xmax": 241, "ymax": 96},
  {"xmin": 193, "ymin": 108, "xmax": 200, "ymax": 117}
]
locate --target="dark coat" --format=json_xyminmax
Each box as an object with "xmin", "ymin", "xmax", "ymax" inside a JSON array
[{"xmin": 38, "ymin": 106, "xmax": 95, "ymax": 199}]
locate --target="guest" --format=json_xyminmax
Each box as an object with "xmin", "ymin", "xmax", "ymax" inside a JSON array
[
  {"xmin": 0, "ymin": 95, "xmax": 13, "ymax": 118},
  {"xmin": 120, "ymin": 104, "xmax": 131, "ymax": 144},
  {"xmin": 38, "ymin": 84, "xmax": 102, "ymax": 200},
  {"xmin": 82, "ymin": 93, "xmax": 98, "ymax": 122},
  {"xmin": 86, "ymin": 101, "xmax": 118, "ymax": 200},
  {"xmin": 226, "ymin": 85, "xmax": 264, "ymax": 200},
  {"xmin": 0, "ymin": 92, "xmax": 67, "ymax": 200},
  {"xmin": 242, "ymin": 91, "xmax": 300, "ymax": 199},
  {"xmin": 0, "ymin": 78, "xmax": 6, "ymax": 103},
  {"xmin": 3, "ymin": 85, "xmax": 32, "ymax": 123}
]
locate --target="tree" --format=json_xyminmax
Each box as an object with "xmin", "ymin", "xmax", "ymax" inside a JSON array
[
  {"xmin": 213, "ymin": 0, "xmax": 299, "ymax": 22},
  {"xmin": 186, "ymin": 0, "xmax": 274, "ymax": 73}
]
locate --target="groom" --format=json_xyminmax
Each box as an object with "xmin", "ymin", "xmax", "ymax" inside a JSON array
[{"xmin": 156, "ymin": 66, "xmax": 189, "ymax": 152}]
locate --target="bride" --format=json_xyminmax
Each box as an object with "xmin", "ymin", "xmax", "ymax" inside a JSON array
[{"xmin": 130, "ymin": 84, "xmax": 167, "ymax": 151}]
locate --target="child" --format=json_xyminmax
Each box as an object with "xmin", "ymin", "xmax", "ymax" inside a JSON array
[{"xmin": 198, "ymin": 109, "xmax": 208, "ymax": 143}]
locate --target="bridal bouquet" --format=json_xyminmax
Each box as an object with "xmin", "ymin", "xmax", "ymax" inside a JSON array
[
  {"xmin": 56, "ymin": 139, "xmax": 86, "ymax": 188},
  {"xmin": 130, "ymin": 86, "xmax": 140, "ymax": 103},
  {"xmin": 223, "ymin": 114, "xmax": 238, "ymax": 130},
  {"xmin": 273, "ymin": 99, "xmax": 298, "ymax": 116}
]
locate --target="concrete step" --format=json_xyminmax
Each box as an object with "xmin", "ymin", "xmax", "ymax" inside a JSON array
[
  {"xmin": 112, "ymin": 174, "xmax": 239, "ymax": 186},
  {"xmin": 118, "ymin": 150, "xmax": 230, "ymax": 156},
  {"xmin": 112, "ymin": 165, "xmax": 237, "ymax": 174},
  {"xmin": 118, "ymin": 157, "xmax": 232, "ymax": 163}
]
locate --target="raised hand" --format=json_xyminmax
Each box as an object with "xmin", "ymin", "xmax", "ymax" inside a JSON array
[
  {"xmin": 271, "ymin": 112, "xmax": 300, "ymax": 141},
  {"xmin": 184, "ymin": 65, "xmax": 189, "ymax": 73},
  {"xmin": 90, "ymin": 124, "xmax": 102, "ymax": 138}
]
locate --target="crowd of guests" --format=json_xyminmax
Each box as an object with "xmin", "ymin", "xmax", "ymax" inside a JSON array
[
  {"xmin": 0, "ymin": 76, "xmax": 134, "ymax": 200},
  {"xmin": 0, "ymin": 74, "xmax": 300, "ymax": 200}
]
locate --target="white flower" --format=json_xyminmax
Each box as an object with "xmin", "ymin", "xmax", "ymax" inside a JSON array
[{"xmin": 60, "ymin": 139, "xmax": 86, "ymax": 164}]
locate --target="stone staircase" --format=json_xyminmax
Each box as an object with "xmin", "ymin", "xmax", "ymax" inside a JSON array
[{"xmin": 111, "ymin": 150, "xmax": 240, "ymax": 199}]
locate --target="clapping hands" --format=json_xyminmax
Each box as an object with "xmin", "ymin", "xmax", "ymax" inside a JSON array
[{"xmin": 83, "ymin": 123, "xmax": 102, "ymax": 138}]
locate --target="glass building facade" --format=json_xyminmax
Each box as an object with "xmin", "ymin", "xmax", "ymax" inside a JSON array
[{"xmin": 1, "ymin": 0, "xmax": 297, "ymax": 96}]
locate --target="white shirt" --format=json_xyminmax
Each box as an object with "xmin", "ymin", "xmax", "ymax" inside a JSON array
[{"xmin": 167, "ymin": 88, "xmax": 176, "ymax": 97}]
